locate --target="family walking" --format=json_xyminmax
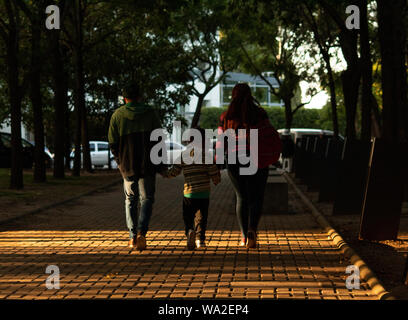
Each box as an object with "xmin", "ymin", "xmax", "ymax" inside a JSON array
[{"xmin": 108, "ymin": 83, "xmax": 282, "ymax": 251}]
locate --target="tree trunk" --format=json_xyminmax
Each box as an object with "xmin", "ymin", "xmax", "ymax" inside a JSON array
[
  {"xmin": 303, "ymin": 4, "xmax": 339, "ymax": 137},
  {"xmin": 30, "ymin": 18, "xmax": 46, "ymax": 183},
  {"xmin": 74, "ymin": 0, "xmax": 92, "ymax": 173},
  {"xmin": 322, "ymin": 52, "xmax": 339, "ymax": 137},
  {"xmin": 191, "ymin": 95, "xmax": 205, "ymax": 128},
  {"xmin": 339, "ymin": 30, "xmax": 361, "ymax": 140},
  {"xmin": 371, "ymin": 93, "xmax": 382, "ymax": 137},
  {"xmin": 64, "ymin": 96, "xmax": 71, "ymax": 171},
  {"xmin": 377, "ymin": 0, "xmax": 408, "ymax": 144},
  {"xmin": 73, "ymin": 49, "xmax": 83, "ymax": 176},
  {"xmin": 341, "ymin": 70, "xmax": 359, "ymax": 139},
  {"xmin": 283, "ymin": 97, "xmax": 293, "ymax": 130},
  {"xmin": 360, "ymin": 0, "xmax": 373, "ymax": 142},
  {"xmin": 7, "ymin": 17, "xmax": 23, "ymax": 189},
  {"xmin": 51, "ymin": 30, "xmax": 66, "ymax": 179},
  {"xmin": 81, "ymin": 100, "xmax": 93, "ymax": 172}
]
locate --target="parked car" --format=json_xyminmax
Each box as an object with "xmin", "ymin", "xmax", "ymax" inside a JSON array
[
  {"xmin": 276, "ymin": 128, "xmax": 344, "ymax": 172},
  {"xmin": 29, "ymin": 141, "xmax": 54, "ymax": 168},
  {"xmin": 277, "ymin": 128, "xmax": 345, "ymax": 143},
  {"xmin": 0, "ymin": 132, "xmax": 53, "ymax": 168},
  {"xmin": 70, "ymin": 141, "xmax": 117, "ymax": 169},
  {"xmin": 165, "ymin": 141, "xmax": 186, "ymax": 164}
]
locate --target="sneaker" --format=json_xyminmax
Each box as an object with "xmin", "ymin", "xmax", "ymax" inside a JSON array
[
  {"xmin": 128, "ymin": 238, "xmax": 137, "ymax": 248},
  {"xmin": 187, "ymin": 230, "xmax": 196, "ymax": 250},
  {"xmin": 136, "ymin": 233, "xmax": 146, "ymax": 251},
  {"xmin": 195, "ymin": 239, "xmax": 206, "ymax": 248},
  {"xmin": 246, "ymin": 230, "xmax": 257, "ymax": 249}
]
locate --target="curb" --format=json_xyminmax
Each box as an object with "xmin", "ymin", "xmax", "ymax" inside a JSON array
[
  {"xmin": 0, "ymin": 179, "xmax": 122, "ymax": 226},
  {"xmin": 283, "ymin": 172, "xmax": 395, "ymax": 300}
]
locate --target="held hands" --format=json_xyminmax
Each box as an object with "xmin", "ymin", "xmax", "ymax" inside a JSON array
[{"xmin": 158, "ymin": 166, "xmax": 170, "ymax": 178}]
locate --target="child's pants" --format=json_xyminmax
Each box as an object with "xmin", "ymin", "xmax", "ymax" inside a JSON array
[{"xmin": 182, "ymin": 197, "xmax": 209, "ymax": 241}]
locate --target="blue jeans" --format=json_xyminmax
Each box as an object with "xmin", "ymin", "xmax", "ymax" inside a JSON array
[
  {"xmin": 227, "ymin": 164, "xmax": 269, "ymax": 238},
  {"xmin": 123, "ymin": 175, "xmax": 156, "ymax": 239}
]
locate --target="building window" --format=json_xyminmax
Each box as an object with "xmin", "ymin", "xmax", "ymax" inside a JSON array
[
  {"xmin": 254, "ymin": 87, "xmax": 268, "ymax": 105},
  {"xmin": 221, "ymin": 84, "xmax": 282, "ymax": 106},
  {"xmin": 222, "ymin": 86, "xmax": 234, "ymax": 104}
]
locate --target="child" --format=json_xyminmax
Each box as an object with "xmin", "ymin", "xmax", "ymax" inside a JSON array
[{"xmin": 162, "ymin": 128, "xmax": 221, "ymax": 250}]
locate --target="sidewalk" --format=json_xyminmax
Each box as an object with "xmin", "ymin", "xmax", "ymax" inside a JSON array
[{"xmin": 0, "ymin": 171, "xmax": 377, "ymax": 299}]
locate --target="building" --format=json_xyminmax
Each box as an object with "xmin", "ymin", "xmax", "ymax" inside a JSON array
[
  {"xmin": 0, "ymin": 122, "xmax": 34, "ymax": 142},
  {"xmin": 183, "ymin": 71, "xmax": 283, "ymax": 125}
]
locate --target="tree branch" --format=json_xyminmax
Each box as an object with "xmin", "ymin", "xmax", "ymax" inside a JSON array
[
  {"xmin": 239, "ymin": 42, "xmax": 279, "ymax": 97},
  {"xmin": 0, "ymin": 18, "xmax": 8, "ymax": 40},
  {"xmin": 4, "ymin": 0, "xmax": 16, "ymax": 29},
  {"xmin": 15, "ymin": 0, "xmax": 32, "ymax": 21},
  {"xmin": 317, "ymin": 0, "xmax": 348, "ymax": 33},
  {"xmin": 291, "ymin": 89, "xmax": 323, "ymax": 116}
]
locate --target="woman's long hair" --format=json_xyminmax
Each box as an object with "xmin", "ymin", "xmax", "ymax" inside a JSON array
[{"xmin": 223, "ymin": 83, "xmax": 261, "ymax": 131}]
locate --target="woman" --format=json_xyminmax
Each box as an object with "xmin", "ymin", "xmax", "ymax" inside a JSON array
[{"xmin": 216, "ymin": 83, "xmax": 282, "ymax": 248}]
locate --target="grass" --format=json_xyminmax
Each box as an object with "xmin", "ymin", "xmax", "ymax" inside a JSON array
[{"xmin": 0, "ymin": 168, "xmax": 121, "ymax": 212}]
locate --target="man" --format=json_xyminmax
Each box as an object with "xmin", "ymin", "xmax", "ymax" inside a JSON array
[{"xmin": 108, "ymin": 83, "xmax": 162, "ymax": 251}]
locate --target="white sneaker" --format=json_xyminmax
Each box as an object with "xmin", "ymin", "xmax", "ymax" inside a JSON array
[
  {"xmin": 195, "ymin": 240, "xmax": 206, "ymax": 248},
  {"xmin": 187, "ymin": 230, "xmax": 196, "ymax": 250}
]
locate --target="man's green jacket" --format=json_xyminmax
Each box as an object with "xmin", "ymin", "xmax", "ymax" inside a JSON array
[{"xmin": 108, "ymin": 101, "xmax": 162, "ymax": 178}]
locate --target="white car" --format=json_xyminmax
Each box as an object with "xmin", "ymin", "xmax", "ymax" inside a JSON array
[
  {"xmin": 277, "ymin": 128, "xmax": 345, "ymax": 172},
  {"xmin": 277, "ymin": 128, "xmax": 344, "ymax": 143},
  {"xmin": 70, "ymin": 141, "xmax": 117, "ymax": 169},
  {"xmin": 164, "ymin": 141, "xmax": 215, "ymax": 165},
  {"xmin": 165, "ymin": 141, "xmax": 186, "ymax": 164}
]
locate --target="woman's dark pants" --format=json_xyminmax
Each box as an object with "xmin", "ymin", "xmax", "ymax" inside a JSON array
[{"xmin": 227, "ymin": 164, "xmax": 269, "ymax": 238}]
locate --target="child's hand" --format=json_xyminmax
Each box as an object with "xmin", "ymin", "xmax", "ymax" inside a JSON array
[{"xmin": 158, "ymin": 169, "xmax": 169, "ymax": 178}]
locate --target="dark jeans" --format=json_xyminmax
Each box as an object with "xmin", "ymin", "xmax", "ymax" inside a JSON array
[
  {"xmin": 182, "ymin": 197, "xmax": 209, "ymax": 241},
  {"xmin": 123, "ymin": 174, "xmax": 156, "ymax": 239},
  {"xmin": 227, "ymin": 164, "xmax": 269, "ymax": 238}
]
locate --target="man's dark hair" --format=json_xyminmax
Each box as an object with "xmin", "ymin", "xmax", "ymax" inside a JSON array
[{"xmin": 122, "ymin": 83, "xmax": 141, "ymax": 100}]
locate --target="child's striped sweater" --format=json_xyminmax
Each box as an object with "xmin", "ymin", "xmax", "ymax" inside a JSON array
[{"xmin": 164, "ymin": 159, "xmax": 221, "ymax": 198}]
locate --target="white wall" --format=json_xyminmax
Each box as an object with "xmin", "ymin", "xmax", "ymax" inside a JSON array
[
  {"xmin": 0, "ymin": 122, "xmax": 34, "ymax": 142},
  {"xmin": 187, "ymin": 83, "xmax": 221, "ymax": 113}
]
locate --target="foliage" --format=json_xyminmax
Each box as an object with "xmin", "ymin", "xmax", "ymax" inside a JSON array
[
  {"xmin": 199, "ymin": 106, "xmax": 346, "ymax": 134},
  {"xmin": 199, "ymin": 107, "xmax": 227, "ymax": 129}
]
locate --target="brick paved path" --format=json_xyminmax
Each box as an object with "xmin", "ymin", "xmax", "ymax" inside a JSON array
[{"xmin": 0, "ymin": 171, "xmax": 377, "ymax": 300}]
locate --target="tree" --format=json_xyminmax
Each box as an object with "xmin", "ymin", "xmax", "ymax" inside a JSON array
[
  {"xmin": 63, "ymin": 0, "xmax": 128, "ymax": 175},
  {"xmin": 168, "ymin": 0, "xmax": 237, "ymax": 128},
  {"xmin": 359, "ymin": 0, "xmax": 373, "ymax": 140},
  {"xmin": 69, "ymin": 0, "xmax": 92, "ymax": 175},
  {"xmin": 83, "ymin": 1, "xmax": 194, "ymax": 135},
  {"xmin": 316, "ymin": 0, "xmax": 362, "ymax": 140},
  {"xmin": 228, "ymin": 0, "xmax": 321, "ymax": 130},
  {"xmin": 0, "ymin": 0, "xmax": 30, "ymax": 189},
  {"xmin": 301, "ymin": 2, "xmax": 339, "ymax": 137},
  {"xmin": 47, "ymin": 0, "xmax": 70, "ymax": 179},
  {"xmin": 16, "ymin": 0, "xmax": 48, "ymax": 183},
  {"xmin": 377, "ymin": 0, "xmax": 408, "ymax": 144}
]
